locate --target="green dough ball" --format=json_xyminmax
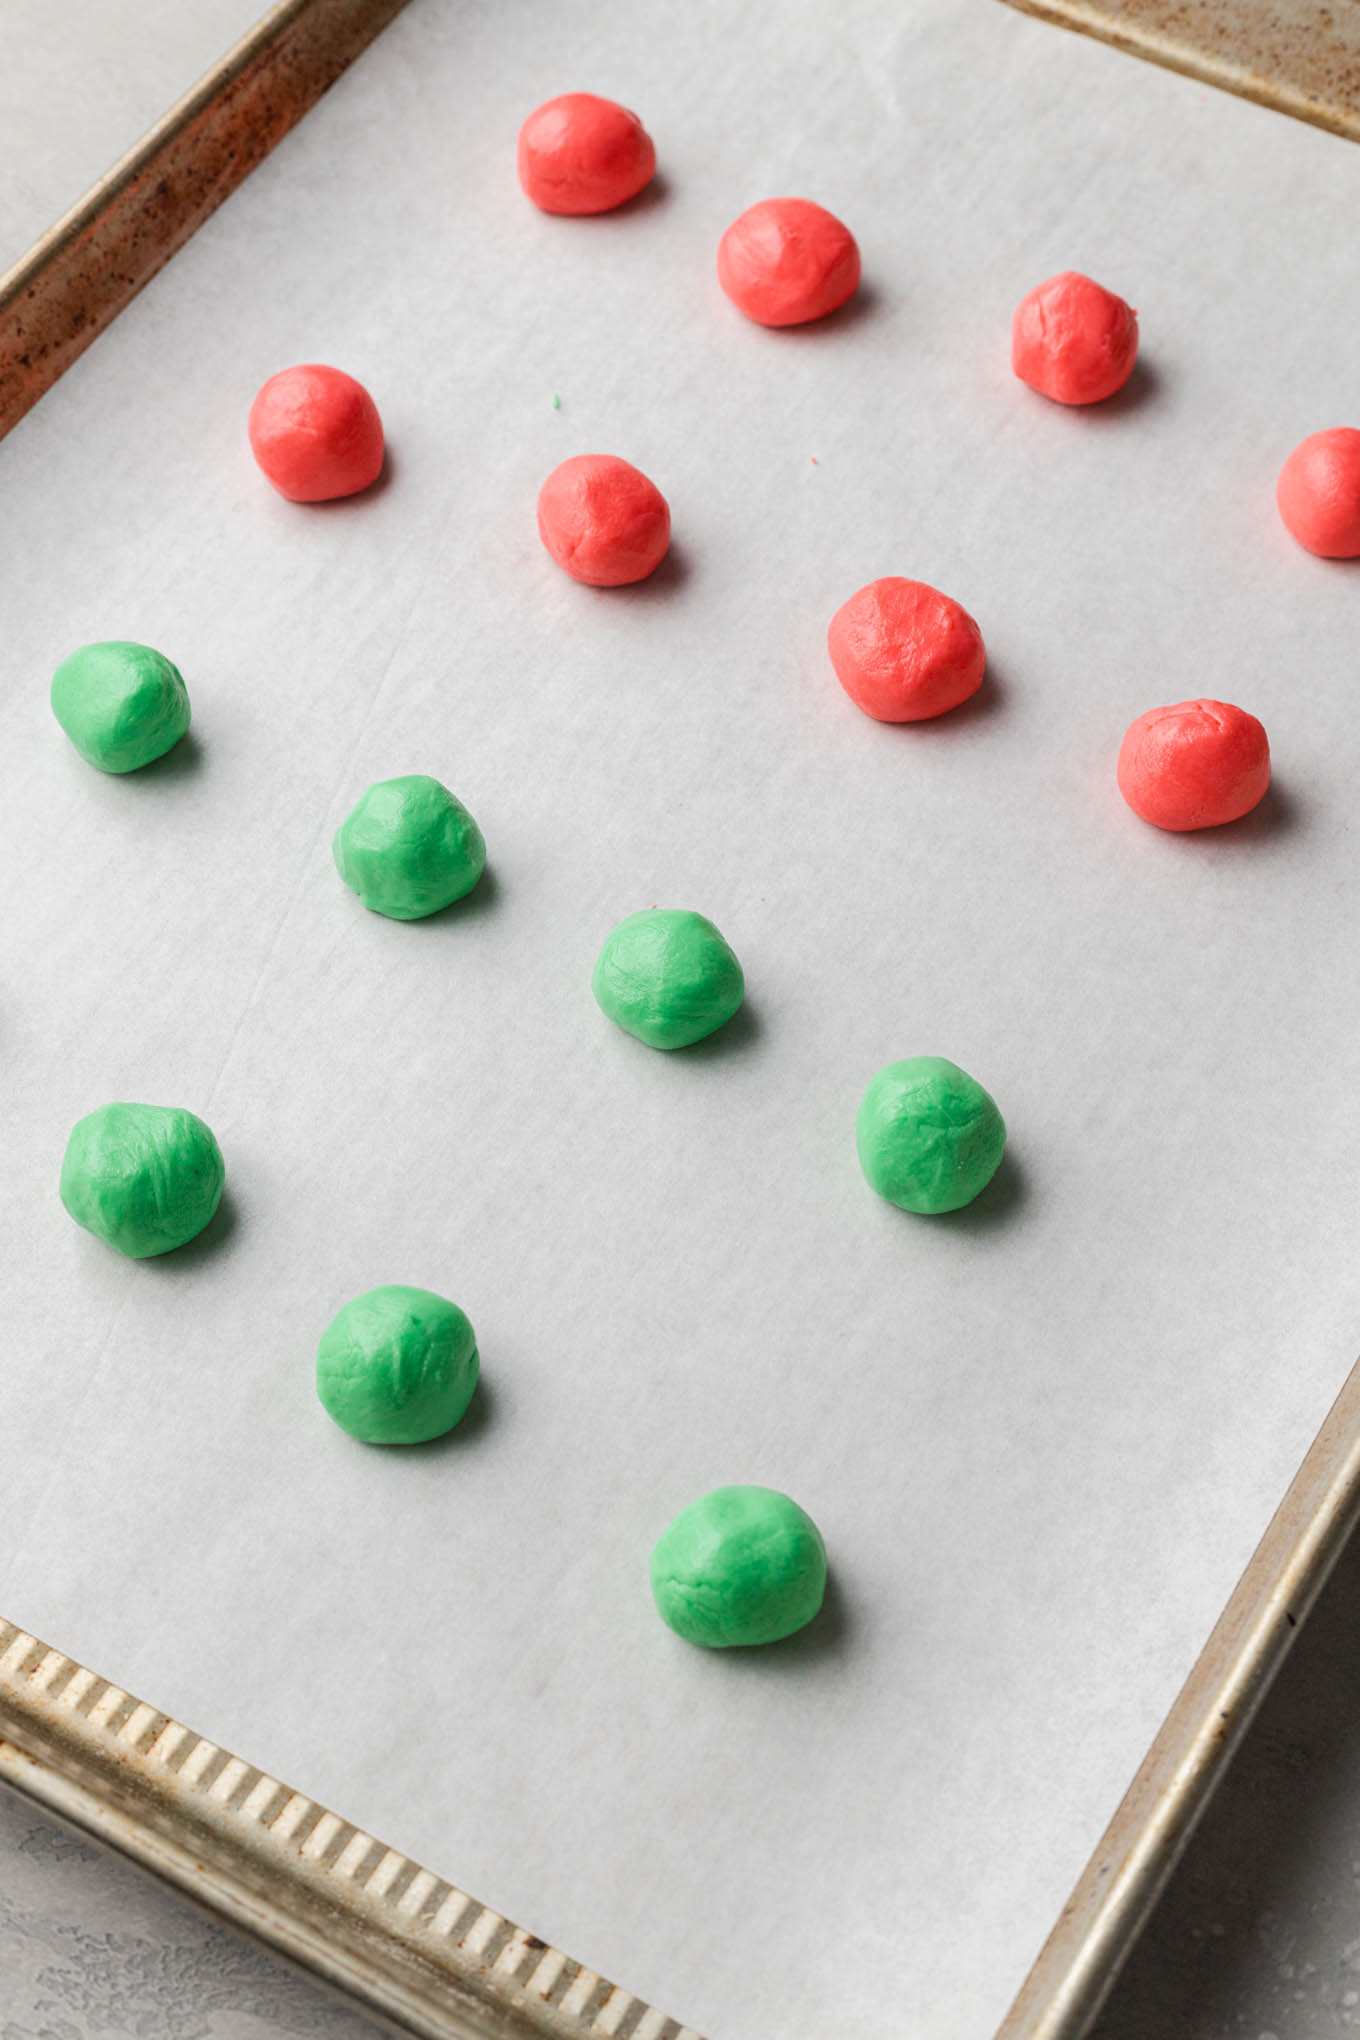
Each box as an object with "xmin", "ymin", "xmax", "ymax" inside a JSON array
[
  {"xmin": 60, "ymin": 1102, "xmax": 225, "ymax": 1258},
  {"xmin": 856, "ymin": 1055, "xmax": 1006, "ymax": 1213},
  {"xmin": 592, "ymin": 908, "xmax": 745, "ymax": 1050},
  {"xmin": 51, "ymin": 641, "xmax": 191, "ymax": 773},
  {"xmin": 333, "ymin": 775, "xmax": 486, "ymax": 920},
  {"xmin": 650, "ymin": 1486, "xmax": 827, "ymax": 1648},
  {"xmin": 316, "ymin": 1284, "xmax": 480, "ymax": 1444}
]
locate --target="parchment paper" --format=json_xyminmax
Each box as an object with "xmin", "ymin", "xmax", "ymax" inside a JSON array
[{"xmin": 1, "ymin": 3, "xmax": 1358, "ymax": 2036}]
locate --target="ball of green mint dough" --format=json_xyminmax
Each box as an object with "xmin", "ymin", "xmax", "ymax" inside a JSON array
[
  {"xmin": 316, "ymin": 1285, "xmax": 480, "ymax": 1444},
  {"xmin": 59, "ymin": 1102, "xmax": 225, "ymax": 1258},
  {"xmin": 651, "ymin": 1486, "xmax": 827, "ymax": 1648},
  {"xmin": 592, "ymin": 908, "xmax": 744, "ymax": 1050},
  {"xmin": 856, "ymin": 1055, "xmax": 1006, "ymax": 1213},
  {"xmin": 51, "ymin": 641, "xmax": 191, "ymax": 773},
  {"xmin": 333, "ymin": 775, "xmax": 486, "ymax": 920}
]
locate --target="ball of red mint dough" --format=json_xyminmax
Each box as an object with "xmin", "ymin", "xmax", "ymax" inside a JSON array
[
  {"xmin": 517, "ymin": 93, "xmax": 655, "ymax": 215},
  {"xmin": 1117, "ymin": 700, "xmax": 1271, "ymax": 832},
  {"xmin": 248, "ymin": 365, "xmax": 384, "ymax": 502},
  {"xmin": 717, "ymin": 198, "xmax": 861, "ymax": 328},
  {"xmin": 537, "ymin": 454, "xmax": 670, "ymax": 586},
  {"xmin": 827, "ymin": 577, "xmax": 986, "ymax": 723},
  {"xmin": 1276, "ymin": 428, "xmax": 1360, "ymax": 558},
  {"xmin": 1011, "ymin": 271, "xmax": 1139, "ymax": 406}
]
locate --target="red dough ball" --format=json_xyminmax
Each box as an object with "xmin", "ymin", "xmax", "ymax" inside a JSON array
[
  {"xmin": 717, "ymin": 199, "xmax": 861, "ymax": 328},
  {"xmin": 537, "ymin": 454, "xmax": 670, "ymax": 586},
  {"xmin": 1276, "ymin": 428, "xmax": 1360, "ymax": 558},
  {"xmin": 1011, "ymin": 271, "xmax": 1139, "ymax": 406},
  {"xmin": 1117, "ymin": 700, "xmax": 1270, "ymax": 832},
  {"xmin": 517, "ymin": 93, "xmax": 655, "ymax": 215},
  {"xmin": 248, "ymin": 365, "xmax": 384, "ymax": 502},
  {"xmin": 827, "ymin": 578, "xmax": 986, "ymax": 723}
]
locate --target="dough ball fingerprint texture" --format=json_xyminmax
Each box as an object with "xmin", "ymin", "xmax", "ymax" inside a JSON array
[
  {"xmin": 650, "ymin": 1485, "xmax": 828, "ymax": 1647},
  {"xmin": 537, "ymin": 453, "xmax": 671, "ymax": 585},
  {"xmin": 1276, "ymin": 428, "xmax": 1360, "ymax": 558},
  {"xmin": 517, "ymin": 92, "xmax": 656, "ymax": 214},
  {"xmin": 1117, "ymin": 699, "xmax": 1271, "ymax": 832},
  {"xmin": 248, "ymin": 364, "xmax": 384, "ymax": 502},
  {"xmin": 716, "ymin": 197, "xmax": 861, "ymax": 327},
  {"xmin": 1011, "ymin": 270, "xmax": 1139, "ymax": 406},
  {"xmin": 51, "ymin": 640, "xmax": 190, "ymax": 773},
  {"xmin": 333, "ymin": 775, "xmax": 486, "ymax": 920},
  {"xmin": 827, "ymin": 577, "xmax": 986, "ymax": 722},
  {"xmin": 316, "ymin": 1285, "xmax": 480, "ymax": 1445},
  {"xmin": 856, "ymin": 1056, "xmax": 1006, "ymax": 1214},
  {"xmin": 592, "ymin": 909, "xmax": 745, "ymax": 1050},
  {"xmin": 60, "ymin": 1102, "xmax": 225, "ymax": 1259}
]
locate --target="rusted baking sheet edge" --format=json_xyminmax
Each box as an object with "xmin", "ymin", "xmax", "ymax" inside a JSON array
[
  {"xmin": 997, "ymin": 0, "xmax": 1360, "ymax": 144},
  {"xmin": 996, "ymin": 1348, "xmax": 1360, "ymax": 2039},
  {"xmin": 0, "ymin": 1618, "xmax": 703, "ymax": 2040},
  {"xmin": 0, "ymin": 0, "xmax": 412, "ymax": 442}
]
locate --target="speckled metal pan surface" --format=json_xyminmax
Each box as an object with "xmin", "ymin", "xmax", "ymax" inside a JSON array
[{"xmin": 998, "ymin": 0, "xmax": 1360, "ymax": 140}]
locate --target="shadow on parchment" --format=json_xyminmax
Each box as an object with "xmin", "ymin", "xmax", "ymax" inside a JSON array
[
  {"xmin": 875, "ymin": 658, "xmax": 1007, "ymax": 738},
  {"xmin": 1197, "ymin": 778, "xmax": 1300, "ymax": 846},
  {"xmin": 361, "ymin": 1372, "xmax": 497, "ymax": 1461},
  {"xmin": 566, "ymin": 168, "xmax": 672, "ymax": 221},
  {"xmin": 698, "ymin": 1567, "xmax": 854, "ymax": 1679},
  {"xmin": 753, "ymin": 278, "xmax": 884, "ymax": 340},
  {"xmin": 289, "ymin": 443, "xmax": 398, "ymax": 514},
  {"xmin": 1070, "ymin": 354, "xmax": 1162, "ymax": 423},
  {"xmin": 397, "ymin": 862, "xmax": 502, "ymax": 929},
  {"xmin": 674, "ymin": 997, "xmax": 762, "ymax": 1063},
  {"xmin": 920, "ymin": 1148, "xmax": 1027, "ymax": 1237},
  {"xmin": 596, "ymin": 538, "xmax": 693, "ymax": 603},
  {"xmin": 132, "ymin": 728, "xmax": 204, "ymax": 785},
  {"xmin": 138, "ymin": 1186, "xmax": 240, "ymax": 1274}
]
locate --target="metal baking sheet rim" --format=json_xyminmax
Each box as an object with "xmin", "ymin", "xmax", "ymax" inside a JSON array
[
  {"xmin": 3, "ymin": 3, "xmax": 1360, "ymax": 2037},
  {"xmin": 998, "ymin": 0, "xmax": 1360, "ymax": 145}
]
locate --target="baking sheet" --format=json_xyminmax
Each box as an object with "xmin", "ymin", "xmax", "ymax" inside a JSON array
[{"xmin": 0, "ymin": 3, "xmax": 1357, "ymax": 2037}]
